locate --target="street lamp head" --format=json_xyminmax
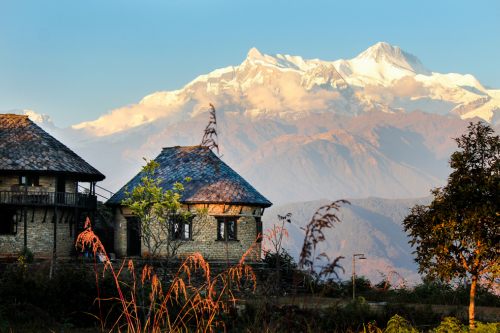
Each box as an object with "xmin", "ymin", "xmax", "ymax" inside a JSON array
[{"xmin": 352, "ymin": 253, "xmax": 366, "ymax": 300}]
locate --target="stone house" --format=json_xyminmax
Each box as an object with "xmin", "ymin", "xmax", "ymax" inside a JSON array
[
  {"xmin": 107, "ymin": 146, "xmax": 272, "ymax": 260},
  {"xmin": 0, "ymin": 114, "xmax": 105, "ymax": 258}
]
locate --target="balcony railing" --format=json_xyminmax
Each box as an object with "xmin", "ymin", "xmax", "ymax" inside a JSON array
[{"xmin": 0, "ymin": 191, "xmax": 97, "ymax": 210}]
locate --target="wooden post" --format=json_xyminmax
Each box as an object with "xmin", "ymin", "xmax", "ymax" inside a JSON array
[
  {"xmin": 53, "ymin": 205, "xmax": 57, "ymax": 259},
  {"xmin": 23, "ymin": 206, "xmax": 27, "ymax": 252},
  {"xmin": 23, "ymin": 186, "xmax": 27, "ymax": 252},
  {"xmin": 50, "ymin": 205, "xmax": 58, "ymax": 279}
]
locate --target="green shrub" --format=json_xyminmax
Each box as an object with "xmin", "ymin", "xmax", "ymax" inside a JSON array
[
  {"xmin": 19, "ymin": 248, "xmax": 34, "ymax": 263},
  {"xmin": 475, "ymin": 321, "xmax": 500, "ymax": 333},
  {"xmin": 432, "ymin": 317, "xmax": 466, "ymax": 332},
  {"xmin": 384, "ymin": 314, "xmax": 418, "ymax": 333}
]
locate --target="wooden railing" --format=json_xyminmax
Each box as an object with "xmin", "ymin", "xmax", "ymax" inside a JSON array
[{"xmin": 0, "ymin": 191, "xmax": 97, "ymax": 210}]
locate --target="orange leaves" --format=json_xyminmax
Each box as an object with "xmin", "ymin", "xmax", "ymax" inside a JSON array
[{"xmin": 75, "ymin": 217, "xmax": 110, "ymax": 268}]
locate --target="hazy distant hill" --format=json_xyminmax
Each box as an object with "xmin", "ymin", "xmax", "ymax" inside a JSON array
[{"xmin": 263, "ymin": 197, "xmax": 431, "ymax": 284}]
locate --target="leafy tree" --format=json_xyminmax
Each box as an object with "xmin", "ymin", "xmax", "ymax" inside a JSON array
[
  {"xmin": 122, "ymin": 159, "xmax": 192, "ymax": 258},
  {"xmin": 403, "ymin": 122, "xmax": 499, "ymax": 330}
]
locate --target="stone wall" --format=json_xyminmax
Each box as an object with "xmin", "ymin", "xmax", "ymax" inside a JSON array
[
  {"xmin": 0, "ymin": 207, "xmax": 76, "ymax": 258},
  {"xmin": 113, "ymin": 207, "xmax": 128, "ymax": 257},
  {"xmin": 180, "ymin": 213, "xmax": 261, "ymax": 261},
  {"xmin": 113, "ymin": 204, "xmax": 264, "ymax": 261},
  {"xmin": 0, "ymin": 175, "xmax": 77, "ymax": 193},
  {"xmin": 0, "ymin": 174, "xmax": 95, "ymax": 258}
]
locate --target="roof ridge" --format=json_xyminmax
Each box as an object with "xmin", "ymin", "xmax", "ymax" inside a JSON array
[
  {"xmin": 162, "ymin": 145, "xmax": 205, "ymax": 150},
  {"xmin": 3, "ymin": 113, "xmax": 28, "ymax": 117}
]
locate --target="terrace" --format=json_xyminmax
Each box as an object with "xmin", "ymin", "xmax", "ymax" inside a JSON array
[{"xmin": 0, "ymin": 190, "xmax": 97, "ymax": 210}]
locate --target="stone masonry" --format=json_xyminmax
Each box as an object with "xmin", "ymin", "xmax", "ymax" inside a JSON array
[
  {"xmin": 0, "ymin": 209, "xmax": 75, "ymax": 258},
  {"xmin": 113, "ymin": 204, "xmax": 263, "ymax": 261},
  {"xmin": 0, "ymin": 175, "xmax": 80, "ymax": 258}
]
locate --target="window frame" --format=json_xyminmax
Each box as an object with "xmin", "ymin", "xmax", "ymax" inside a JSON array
[
  {"xmin": 171, "ymin": 214, "xmax": 193, "ymax": 241},
  {"xmin": 216, "ymin": 216, "xmax": 238, "ymax": 241},
  {"xmin": 255, "ymin": 217, "xmax": 263, "ymax": 243},
  {"xmin": 19, "ymin": 175, "xmax": 40, "ymax": 187}
]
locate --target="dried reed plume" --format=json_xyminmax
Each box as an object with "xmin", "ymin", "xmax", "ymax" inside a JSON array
[
  {"xmin": 200, "ymin": 103, "xmax": 219, "ymax": 155},
  {"xmin": 76, "ymin": 217, "xmax": 257, "ymax": 332},
  {"xmin": 298, "ymin": 200, "xmax": 349, "ymax": 280}
]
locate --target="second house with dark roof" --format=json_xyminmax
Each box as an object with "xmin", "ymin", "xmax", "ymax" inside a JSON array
[{"xmin": 107, "ymin": 146, "xmax": 272, "ymax": 260}]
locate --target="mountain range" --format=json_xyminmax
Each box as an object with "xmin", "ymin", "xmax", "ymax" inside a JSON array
[
  {"xmin": 26, "ymin": 41, "xmax": 497, "ymax": 203},
  {"xmin": 13, "ymin": 42, "xmax": 499, "ymax": 281}
]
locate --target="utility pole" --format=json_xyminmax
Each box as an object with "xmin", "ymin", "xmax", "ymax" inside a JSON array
[{"xmin": 352, "ymin": 253, "xmax": 366, "ymax": 300}]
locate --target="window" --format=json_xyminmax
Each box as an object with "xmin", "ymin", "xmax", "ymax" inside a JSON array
[
  {"xmin": 0, "ymin": 209, "xmax": 17, "ymax": 235},
  {"xmin": 216, "ymin": 216, "xmax": 237, "ymax": 241},
  {"xmin": 19, "ymin": 175, "xmax": 39, "ymax": 187},
  {"xmin": 171, "ymin": 215, "xmax": 192, "ymax": 240},
  {"xmin": 255, "ymin": 217, "xmax": 263, "ymax": 242}
]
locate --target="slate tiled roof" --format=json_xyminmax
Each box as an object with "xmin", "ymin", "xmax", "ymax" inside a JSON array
[
  {"xmin": 0, "ymin": 114, "xmax": 105, "ymax": 181},
  {"xmin": 107, "ymin": 146, "xmax": 272, "ymax": 207}
]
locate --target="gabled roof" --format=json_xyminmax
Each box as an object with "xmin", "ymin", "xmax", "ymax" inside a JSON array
[
  {"xmin": 0, "ymin": 114, "xmax": 105, "ymax": 181},
  {"xmin": 107, "ymin": 146, "xmax": 272, "ymax": 208}
]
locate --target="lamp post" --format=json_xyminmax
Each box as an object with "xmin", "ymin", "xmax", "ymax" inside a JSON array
[{"xmin": 352, "ymin": 253, "xmax": 366, "ymax": 300}]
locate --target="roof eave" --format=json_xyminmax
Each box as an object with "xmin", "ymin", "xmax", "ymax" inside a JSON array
[
  {"xmin": 0, "ymin": 169, "xmax": 105, "ymax": 182},
  {"xmin": 181, "ymin": 200, "xmax": 272, "ymax": 208},
  {"xmin": 106, "ymin": 199, "xmax": 272, "ymax": 208}
]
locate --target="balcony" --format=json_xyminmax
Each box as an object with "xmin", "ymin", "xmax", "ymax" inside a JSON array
[{"xmin": 0, "ymin": 191, "xmax": 97, "ymax": 210}]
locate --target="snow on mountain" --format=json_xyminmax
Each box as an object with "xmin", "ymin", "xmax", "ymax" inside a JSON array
[
  {"xmin": 55, "ymin": 42, "xmax": 499, "ymax": 200},
  {"xmin": 72, "ymin": 89, "xmax": 187, "ymax": 136},
  {"xmin": 71, "ymin": 42, "xmax": 499, "ymax": 139},
  {"xmin": 333, "ymin": 42, "xmax": 430, "ymax": 86},
  {"xmin": 354, "ymin": 42, "xmax": 428, "ymax": 74},
  {"xmin": 4, "ymin": 109, "xmax": 55, "ymax": 126},
  {"xmin": 244, "ymin": 47, "xmax": 315, "ymax": 72}
]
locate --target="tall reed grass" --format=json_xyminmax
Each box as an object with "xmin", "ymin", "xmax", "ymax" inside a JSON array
[{"xmin": 76, "ymin": 217, "xmax": 257, "ymax": 332}]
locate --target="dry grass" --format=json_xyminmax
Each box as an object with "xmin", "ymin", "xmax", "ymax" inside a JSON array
[
  {"xmin": 298, "ymin": 200, "xmax": 349, "ymax": 280},
  {"xmin": 76, "ymin": 217, "xmax": 257, "ymax": 332}
]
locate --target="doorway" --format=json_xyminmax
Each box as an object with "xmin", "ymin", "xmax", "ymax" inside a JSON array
[
  {"xmin": 56, "ymin": 176, "xmax": 66, "ymax": 204},
  {"xmin": 126, "ymin": 216, "xmax": 141, "ymax": 256},
  {"xmin": 0, "ymin": 208, "xmax": 17, "ymax": 235}
]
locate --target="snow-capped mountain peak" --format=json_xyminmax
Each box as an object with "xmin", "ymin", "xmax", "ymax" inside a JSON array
[
  {"xmin": 246, "ymin": 47, "xmax": 264, "ymax": 60},
  {"xmin": 354, "ymin": 42, "xmax": 428, "ymax": 74},
  {"xmin": 357, "ymin": 42, "xmax": 407, "ymax": 61},
  {"xmin": 350, "ymin": 42, "xmax": 430, "ymax": 79},
  {"xmin": 244, "ymin": 47, "xmax": 312, "ymax": 71}
]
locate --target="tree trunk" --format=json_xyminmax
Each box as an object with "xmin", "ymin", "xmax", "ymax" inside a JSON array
[{"xmin": 469, "ymin": 275, "xmax": 477, "ymax": 331}]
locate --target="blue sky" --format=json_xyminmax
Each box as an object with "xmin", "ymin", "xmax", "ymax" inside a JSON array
[{"xmin": 1, "ymin": 0, "xmax": 499, "ymax": 127}]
